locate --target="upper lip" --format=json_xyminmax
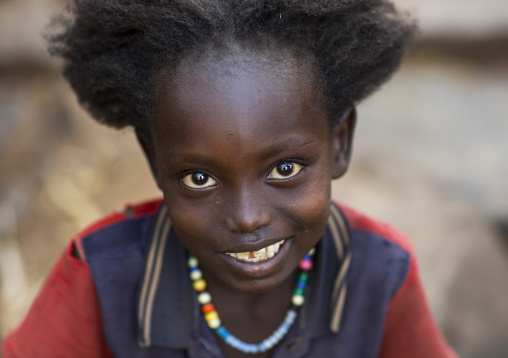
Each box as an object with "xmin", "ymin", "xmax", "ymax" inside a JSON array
[{"xmin": 221, "ymin": 237, "xmax": 289, "ymax": 254}]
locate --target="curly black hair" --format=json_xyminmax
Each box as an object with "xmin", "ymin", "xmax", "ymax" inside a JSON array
[{"xmin": 48, "ymin": 0, "xmax": 416, "ymax": 140}]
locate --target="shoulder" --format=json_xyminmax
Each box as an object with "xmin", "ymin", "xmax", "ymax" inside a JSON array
[
  {"xmin": 336, "ymin": 202, "xmax": 415, "ymax": 256},
  {"xmin": 72, "ymin": 198, "xmax": 164, "ymax": 260},
  {"xmin": 2, "ymin": 200, "xmax": 162, "ymax": 357},
  {"xmin": 334, "ymin": 201, "xmax": 416, "ymax": 304}
]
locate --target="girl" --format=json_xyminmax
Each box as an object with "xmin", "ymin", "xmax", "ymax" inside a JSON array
[{"xmin": 2, "ymin": 1, "xmax": 457, "ymax": 357}]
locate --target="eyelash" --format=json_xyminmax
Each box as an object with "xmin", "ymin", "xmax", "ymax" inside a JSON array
[
  {"xmin": 266, "ymin": 161, "xmax": 305, "ymax": 181},
  {"xmin": 179, "ymin": 160, "xmax": 306, "ymax": 190},
  {"xmin": 180, "ymin": 171, "xmax": 217, "ymax": 189}
]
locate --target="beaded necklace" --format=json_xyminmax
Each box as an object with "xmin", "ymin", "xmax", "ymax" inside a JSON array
[{"xmin": 188, "ymin": 248, "xmax": 315, "ymax": 354}]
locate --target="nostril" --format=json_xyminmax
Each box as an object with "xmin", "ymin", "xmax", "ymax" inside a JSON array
[
  {"xmin": 223, "ymin": 208, "xmax": 272, "ymax": 234},
  {"xmin": 224, "ymin": 215, "xmax": 271, "ymax": 234},
  {"xmin": 222, "ymin": 192, "xmax": 272, "ymax": 233}
]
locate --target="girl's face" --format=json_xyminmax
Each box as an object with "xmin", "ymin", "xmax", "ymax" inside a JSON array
[{"xmin": 149, "ymin": 52, "xmax": 354, "ymax": 293}]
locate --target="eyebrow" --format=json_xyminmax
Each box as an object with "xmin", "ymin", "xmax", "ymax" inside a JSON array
[
  {"xmin": 165, "ymin": 135, "xmax": 318, "ymax": 166},
  {"xmin": 258, "ymin": 136, "xmax": 317, "ymax": 159}
]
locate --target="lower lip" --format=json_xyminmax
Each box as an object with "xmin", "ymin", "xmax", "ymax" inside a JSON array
[{"xmin": 221, "ymin": 239, "xmax": 291, "ymax": 279}]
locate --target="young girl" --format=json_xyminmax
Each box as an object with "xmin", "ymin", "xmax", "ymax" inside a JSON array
[{"xmin": 2, "ymin": 1, "xmax": 457, "ymax": 357}]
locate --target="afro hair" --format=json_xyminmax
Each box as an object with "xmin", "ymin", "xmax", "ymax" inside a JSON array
[{"xmin": 48, "ymin": 0, "xmax": 416, "ymax": 139}]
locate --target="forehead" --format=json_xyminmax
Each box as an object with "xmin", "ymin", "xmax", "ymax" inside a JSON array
[{"xmin": 152, "ymin": 49, "xmax": 329, "ymax": 148}]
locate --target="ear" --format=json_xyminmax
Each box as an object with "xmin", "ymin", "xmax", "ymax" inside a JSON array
[
  {"xmin": 135, "ymin": 130, "xmax": 162, "ymax": 189},
  {"xmin": 331, "ymin": 106, "xmax": 357, "ymax": 179}
]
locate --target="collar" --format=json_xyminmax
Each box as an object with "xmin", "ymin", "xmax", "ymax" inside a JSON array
[{"xmin": 137, "ymin": 202, "xmax": 352, "ymax": 349}]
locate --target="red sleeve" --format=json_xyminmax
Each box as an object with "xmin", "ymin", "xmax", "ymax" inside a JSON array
[
  {"xmin": 378, "ymin": 257, "xmax": 458, "ymax": 358},
  {"xmin": 338, "ymin": 203, "xmax": 457, "ymax": 358},
  {"xmin": 1, "ymin": 243, "xmax": 112, "ymax": 358}
]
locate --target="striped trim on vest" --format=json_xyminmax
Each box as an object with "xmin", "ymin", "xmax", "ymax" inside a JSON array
[
  {"xmin": 138, "ymin": 205, "xmax": 171, "ymax": 347},
  {"xmin": 137, "ymin": 202, "xmax": 352, "ymax": 345},
  {"xmin": 328, "ymin": 203, "xmax": 352, "ymax": 333}
]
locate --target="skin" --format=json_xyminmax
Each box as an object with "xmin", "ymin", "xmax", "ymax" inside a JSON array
[{"xmin": 142, "ymin": 48, "xmax": 356, "ymax": 357}]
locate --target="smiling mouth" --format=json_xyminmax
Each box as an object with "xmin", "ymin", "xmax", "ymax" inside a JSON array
[{"xmin": 226, "ymin": 240, "xmax": 285, "ymax": 263}]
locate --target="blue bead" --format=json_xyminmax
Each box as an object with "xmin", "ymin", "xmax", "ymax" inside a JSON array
[
  {"xmin": 246, "ymin": 343, "xmax": 257, "ymax": 353},
  {"xmin": 259, "ymin": 342, "xmax": 270, "ymax": 352},
  {"xmin": 297, "ymin": 280, "xmax": 306, "ymax": 289},
  {"xmin": 190, "ymin": 266, "xmax": 198, "ymax": 271},
  {"xmin": 216, "ymin": 326, "xmax": 229, "ymax": 338}
]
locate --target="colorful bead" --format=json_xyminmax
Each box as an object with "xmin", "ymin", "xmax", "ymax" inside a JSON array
[
  {"xmin": 190, "ymin": 269, "xmax": 202, "ymax": 280},
  {"xmin": 205, "ymin": 310, "xmax": 219, "ymax": 323},
  {"xmin": 193, "ymin": 279, "xmax": 206, "ymax": 291},
  {"xmin": 296, "ymin": 280, "xmax": 306, "ymax": 290},
  {"xmin": 201, "ymin": 303, "xmax": 215, "ymax": 314},
  {"xmin": 298, "ymin": 272, "xmax": 309, "ymax": 282},
  {"xmin": 216, "ymin": 326, "xmax": 229, "ymax": 338},
  {"xmin": 188, "ymin": 247, "xmax": 316, "ymax": 354},
  {"xmin": 188, "ymin": 256, "xmax": 199, "ymax": 268},
  {"xmin": 294, "ymin": 287, "xmax": 305, "ymax": 296},
  {"xmin": 208, "ymin": 317, "xmax": 221, "ymax": 329},
  {"xmin": 299, "ymin": 259, "xmax": 313, "ymax": 270},
  {"xmin": 292, "ymin": 294, "xmax": 305, "ymax": 306},
  {"xmin": 197, "ymin": 292, "xmax": 211, "ymax": 304}
]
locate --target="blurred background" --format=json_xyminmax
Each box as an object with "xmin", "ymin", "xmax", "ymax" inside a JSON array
[{"xmin": 0, "ymin": 0, "xmax": 507, "ymax": 356}]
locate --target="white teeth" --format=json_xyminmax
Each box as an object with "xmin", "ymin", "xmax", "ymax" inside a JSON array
[
  {"xmin": 252, "ymin": 247, "xmax": 266, "ymax": 258},
  {"xmin": 226, "ymin": 240, "xmax": 285, "ymax": 263},
  {"xmin": 236, "ymin": 252, "xmax": 250, "ymax": 260}
]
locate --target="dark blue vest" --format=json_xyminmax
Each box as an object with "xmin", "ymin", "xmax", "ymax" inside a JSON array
[{"xmin": 81, "ymin": 204, "xmax": 410, "ymax": 358}]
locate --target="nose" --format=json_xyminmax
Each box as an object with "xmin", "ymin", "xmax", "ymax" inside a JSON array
[{"xmin": 223, "ymin": 189, "xmax": 272, "ymax": 234}]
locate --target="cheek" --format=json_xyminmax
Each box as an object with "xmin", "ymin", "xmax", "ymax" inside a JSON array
[
  {"xmin": 280, "ymin": 174, "xmax": 332, "ymax": 233},
  {"xmin": 162, "ymin": 191, "xmax": 217, "ymax": 252}
]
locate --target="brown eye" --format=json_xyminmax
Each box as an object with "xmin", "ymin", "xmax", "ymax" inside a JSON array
[
  {"xmin": 277, "ymin": 162, "xmax": 294, "ymax": 176},
  {"xmin": 181, "ymin": 172, "xmax": 217, "ymax": 189},
  {"xmin": 267, "ymin": 162, "xmax": 304, "ymax": 180}
]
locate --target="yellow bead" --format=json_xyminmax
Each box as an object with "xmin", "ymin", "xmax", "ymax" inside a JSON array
[
  {"xmin": 205, "ymin": 310, "xmax": 219, "ymax": 323},
  {"xmin": 193, "ymin": 279, "xmax": 206, "ymax": 291}
]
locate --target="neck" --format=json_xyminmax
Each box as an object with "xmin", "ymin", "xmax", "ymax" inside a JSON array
[
  {"xmin": 201, "ymin": 266, "xmax": 298, "ymax": 346},
  {"xmin": 203, "ymin": 266, "xmax": 298, "ymax": 311}
]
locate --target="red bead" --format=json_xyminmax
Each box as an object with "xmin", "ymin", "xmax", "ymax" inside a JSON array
[
  {"xmin": 299, "ymin": 259, "xmax": 313, "ymax": 270},
  {"xmin": 202, "ymin": 303, "xmax": 215, "ymax": 314}
]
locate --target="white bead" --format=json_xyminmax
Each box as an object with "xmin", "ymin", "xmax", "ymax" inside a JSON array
[
  {"xmin": 188, "ymin": 257, "xmax": 199, "ymax": 267},
  {"xmin": 190, "ymin": 269, "xmax": 202, "ymax": 280},
  {"xmin": 198, "ymin": 292, "xmax": 211, "ymax": 304},
  {"xmin": 287, "ymin": 310, "xmax": 297, "ymax": 321},
  {"xmin": 292, "ymin": 294, "xmax": 305, "ymax": 306},
  {"xmin": 208, "ymin": 317, "xmax": 221, "ymax": 329},
  {"xmin": 266, "ymin": 336, "xmax": 277, "ymax": 347}
]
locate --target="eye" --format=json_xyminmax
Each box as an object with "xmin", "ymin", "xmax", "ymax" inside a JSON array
[
  {"xmin": 181, "ymin": 172, "xmax": 217, "ymax": 189},
  {"xmin": 267, "ymin": 162, "xmax": 304, "ymax": 180}
]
